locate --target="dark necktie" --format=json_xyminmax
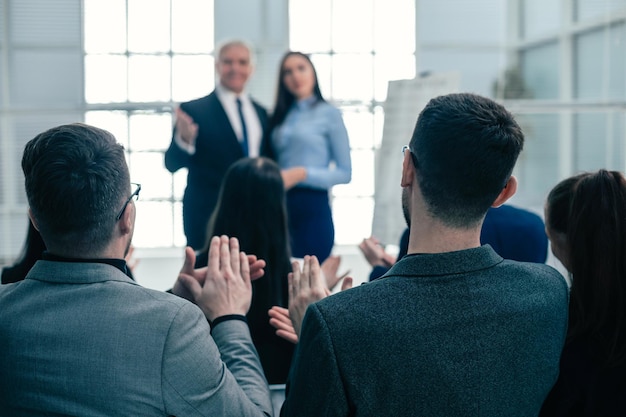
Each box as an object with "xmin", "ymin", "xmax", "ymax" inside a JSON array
[{"xmin": 236, "ymin": 97, "xmax": 249, "ymax": 156}]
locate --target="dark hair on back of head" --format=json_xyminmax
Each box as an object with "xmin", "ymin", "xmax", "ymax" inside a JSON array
[
  {"xmin": 409, "ymin": 93, "xmax": 524, "ymax": 228},
  {"xmin": 21, "ymin": 123, "xmax": 129, "ymax": 257},
  {"xmin": 205, "ymin": 157, "xmax": 292, "ymax": 310},
  {"xmin": 565, "ymin": 170, "xmax": 626, "ymax": 366},
  {"xmin": 545, "ymin": 173, "xmax": 589, "ymax": 235}
]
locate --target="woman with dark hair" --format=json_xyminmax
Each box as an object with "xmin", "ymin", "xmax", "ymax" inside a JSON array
[
  {"xmin": 1, "ymin": 219, "xmax": 46, "ymax": 284},
  {"xmin": 541, "ymin": 170, "xmax": 626, "ymax": 416},
  {"xmin": 195, "ymin": 157, "xmax": 295, "ymax": 384},
  {"xmin": 266, "ymin": 51, "xmax": 351, "ymax": 263}
]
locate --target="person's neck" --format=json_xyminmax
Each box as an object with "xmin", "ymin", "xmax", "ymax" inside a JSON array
[
  {"xmin": 218, "ymin": 82, "xmax": 243, "ymax": 96},
  {"xmin": 407, "ymin": 211, "xmax": 482, "ymax": 254}
]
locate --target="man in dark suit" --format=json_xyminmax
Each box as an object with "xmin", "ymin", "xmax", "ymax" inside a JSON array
[
  {"xmin": 0, "ymin": 123, "xmax": 272, "ymax": 416},
  {"xmin": 165, "ymin": 40, "xmax": 269, "ymax": 249},
  {"xmin": 280, "ymin": 94, "xmax": 569, "ymax": 416}
]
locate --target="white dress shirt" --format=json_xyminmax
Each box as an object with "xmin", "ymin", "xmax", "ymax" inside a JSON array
[{"xmin": 174, "ymin": 83, "xmax": 263, "ymax": 157}]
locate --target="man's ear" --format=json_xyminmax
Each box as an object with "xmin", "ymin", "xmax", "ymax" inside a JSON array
[
  {"xmin": 400, "ymin": 150, "xmax": 414, "ymax": 187},
  {"xmin": 118, "ymin": 202, "xmax": 134, "ymax": 236},
  {"xmin": 27, "ymin": 208, "xmax": 40, "ymax": 232},
  {"xmin": 491, "ymin": 175, "xmax": 518, "ymax": 208}
]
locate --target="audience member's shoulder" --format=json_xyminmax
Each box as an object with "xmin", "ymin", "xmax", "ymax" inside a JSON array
[
  {"xmin": 498, "ymin": 204, "xmax": 544, "ymax": 226},
  {"xmin": 501, "ymin": 259, "xmax": 568, "ymax": 289}
]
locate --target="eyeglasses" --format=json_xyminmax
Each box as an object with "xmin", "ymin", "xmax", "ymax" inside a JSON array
[{"xmin": 115, "ymin": 182, "xmax": 141, "ymax": 221}]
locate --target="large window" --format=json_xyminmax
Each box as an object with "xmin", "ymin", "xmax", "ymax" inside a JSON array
[
  {"xmin": 83, "ymin": 0, "xmax": 214, "ymax": 247},
  {"xmin": 289, "ymin": 0, "xmax": 416, "ymax": 244}
]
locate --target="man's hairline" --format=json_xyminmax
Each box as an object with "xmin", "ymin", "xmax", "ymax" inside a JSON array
[{"xmin": 216, "ymin": 39, "xmax": 254, "ymax": 63}]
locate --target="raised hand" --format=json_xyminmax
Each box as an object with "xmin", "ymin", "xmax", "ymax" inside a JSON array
[
  {"xmin": 175, "ymin": 107, "xmax": 199, "ymax": 146},
  {"xmin": 179, "ymin": 235, "xmax": 252, "ymax": 321},
  {"xmin": 172, "ymin": 246, "xmax": 207, "ymax": 302},
  {"xmin": 288, "ymin": 255, "xmax": 327, "ymax": 337},
  {"xmin": 358, "ymin": 236, "xmax": 396, "ymax": 268},
  {"xmin": 268, "ymin": 306, "xmax": 298, "ymax": 344},
  {"xmin": 269, "ymin": 273, "xmax": 353, "ymax": 344}
]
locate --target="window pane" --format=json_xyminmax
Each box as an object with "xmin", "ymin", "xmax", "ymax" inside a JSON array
[
  {"xmin": 129, "ymin": 152, "xmax": 172, "ymax": 200},
  {"xmin": 522, "ymin": 0, "xmax": 561, "ymax": 39},
  {"xmin": 513, "ymin": 114, "xmax": 560, "ymax": 206},
  {"xmin": 309, "ymin": 54, "xmax": 332, "ymax": 98},
  {"xmin": 84, "ymin": 0, "xmax": 126, "ymax": 53},
  {"xmin": 374, "ymin": 53, "xmax": 415, "ymax": 101},
  {"xmin": 173, "ymin": 169, "xmax": 187, "ymax": 200},
  {"xmin": 374, "ymin": 0, "xmax": 415, "ymax": 53},
  {"xmin": 574, "ymin": 23, "xmax": 625, "ymax": 100},
  {"xmin": 128, "ymin": 55, "xmax": 171, "ymax": 102},
  {"xmin": 521, "ymin": 42, "xmax": 560, "ymax": 99},
  {"xmin": 575, "ymin": 28, "xmax": 603, "ymax": 100},
  {"xmin": 333, "ymin": 149, "xmax": 375, "ymax": 197},
  {"xmin": 575, "ymin": 0, "xmax": 625, "ymax": 22},
  {"xmin": 332, "ymin": 54, "xmax": 374, "ymax": 101},
  {"xmin": 129, "ymin": 112, "xmax": 172, "ymax": 151},
  {"xmin": 85, "ymin": 111, "xmax": 129, "ymax": 148},
  {"xmin": 573, "ymin": 112, "xmax": 626, "ymax": 172},
  {"xmin": 332, "ymin": 0, "xmax": 374, "ymax": 52},
  {"xmin": 174, "ymin": 202, "xmax": 186, "ymax": 246},
  {"xmin": 332, "ymin": 197, "xmax": 374, "ymax": 245},
  {"xmin": 128, "ymin": 0, "xmax": 170, "ymax": 53},
  {"xmin": 172, "ymin": 0, "xmax": 214, "ymax": 53},
  {"xmin": 342, "ymin": 108, "xmax": 374, "ymax": 149},
  {"xmin": 289, "ymin": 0, "xmax": 332, "ymax": 52},
  {"xmin": 172, "ymin": 55, "xmax": 214, "ymax": 102},
  {"xmin": 85, "ymin": 55, "xmax": 128, "ymax": 103},
  {"xmin": 133, "ymin": 201, "xmax": 174, "ymax": 247}
]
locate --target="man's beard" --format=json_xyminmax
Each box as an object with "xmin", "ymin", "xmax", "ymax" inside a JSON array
[{"xmin": 401, "ymin": 187, "xmax": 411, "ymax": 228}]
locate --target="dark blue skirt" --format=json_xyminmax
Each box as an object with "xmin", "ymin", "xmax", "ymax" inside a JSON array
[{"xmin": 286, "ymin": 187, "xmax": 334, "ymax": 263}]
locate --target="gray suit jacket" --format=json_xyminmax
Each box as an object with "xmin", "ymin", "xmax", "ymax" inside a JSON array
[
  {"xmin": 0, "ymin": 260, "xmax": 272, "ymax": 416},
  {"xmin": 282, "ymin": 245, "xmax": 569, "ymax": 417}
]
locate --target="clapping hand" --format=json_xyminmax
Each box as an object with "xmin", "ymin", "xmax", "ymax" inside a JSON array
[{"xmin": 269, "ymin": 256, "xmax": 353, "ymax": 344}]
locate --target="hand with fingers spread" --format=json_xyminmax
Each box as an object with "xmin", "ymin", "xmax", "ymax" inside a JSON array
[
  {"xmin": 173, "ymin": 246, "xmax": 265, "ymax": 303},
  {"xmin": 178, "ymin": 235, "xmax": 252, "ymax": 322},
  {"xmin": 270, "ymin": 274, "xmax": 353, "ymax": 344}
]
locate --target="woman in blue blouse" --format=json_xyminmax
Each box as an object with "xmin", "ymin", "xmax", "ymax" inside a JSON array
[{"xmin": 267, "ymin": 51, "xmax": 352, "ymax": 263}]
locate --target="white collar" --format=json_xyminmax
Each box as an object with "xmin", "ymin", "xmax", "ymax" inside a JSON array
[{"xmin": 216, "ymin": 83, "xmax": 249, "ymax": 102}]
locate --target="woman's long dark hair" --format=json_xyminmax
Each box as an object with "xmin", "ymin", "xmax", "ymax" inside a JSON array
[
  {"xmin": 1, "ymin": 219, "xmax": 47, "ymax": 284},
  {"xmin": 267, "ymin": 51, "xmax": 325, "ymax": 133},
  {"xmin": 198, "ymin": 157, "xmax": 295, "ymax": 383},
  {"xmin": 202, "ymin": 157, "xmax": 292, "ymax": 310},
  {"xmin": 547, "ymin": 170, "xmax": 626, "ymax": 366}
]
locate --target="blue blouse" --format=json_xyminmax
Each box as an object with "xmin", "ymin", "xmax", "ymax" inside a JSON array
[{"xmin": 271, "ymin": 98, "xmax": 352, "ymax": 190}]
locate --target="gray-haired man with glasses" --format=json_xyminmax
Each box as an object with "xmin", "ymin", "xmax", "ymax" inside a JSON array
[{"xmin": 0, "ymin": 123, "xmax": 272, "ymax": 416}]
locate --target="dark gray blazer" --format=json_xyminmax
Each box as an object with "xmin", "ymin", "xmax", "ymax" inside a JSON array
[
  {"xmin": 282, "ymin": 245, "xmax": 569, "ymax": 417},
  {"xmin": 0, "ymin": 260, "xmax": 272, "ymax": 417}
]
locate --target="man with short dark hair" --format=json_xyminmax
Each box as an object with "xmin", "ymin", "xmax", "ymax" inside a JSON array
[
  {"xmin": 281, "ymin": 93, "xmax": 569, "ymax": 416},
  {"xmin": 0, "ymin": 123, "xmax": 272, "ymax": 416}
]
